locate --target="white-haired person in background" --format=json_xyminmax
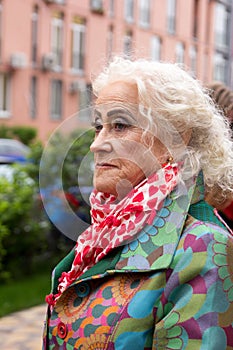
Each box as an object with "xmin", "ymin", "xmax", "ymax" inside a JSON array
[{"xmin": 43, "ymin": 57, "xmax": 233, "ymax": 349}]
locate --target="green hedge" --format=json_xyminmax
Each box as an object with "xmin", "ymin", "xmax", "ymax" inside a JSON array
[{"xmin": 0, "ymin": 125, "xmax": 37, "ymax": 145}]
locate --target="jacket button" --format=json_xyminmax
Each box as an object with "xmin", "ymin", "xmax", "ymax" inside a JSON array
[
  {"xmin": 76, "ymin": 282, "xmax": 90, "ymax": 297},
  {"xmin": 57, "ymin": 321, "xmax": 67, "ymax": 339}
]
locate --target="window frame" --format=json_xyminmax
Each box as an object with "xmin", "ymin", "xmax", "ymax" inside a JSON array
[
  {"xmin": 78, "ymin": 83, "xmax": 92, "ymax": 122},
  {"xmin": 0, "ymin": 73, "xmax": 10, "ymax": 118},
  {"xmin": 176, "ymin": 42, "xmax": 185, "ymax": 64},
  {"xmin": 167, "ymin": 0, "xmax": 176, "ymax": 34},
  {"xmin": 213, "ymin": 51, "xmax": 228, "ymax": 83},
  {"xmin": 151, "ymin": 35, "xmax": 161, "ymax": 62},
  {"xmin": 189, "ymin": 45, "xmax": 197, "ymax": 76},
  {"xmin": 50, "ymin": 79, "xmax": 63, "ymax": 120},
  {"xmin": 31, "ymin": 6, "xmax": 39, "ymax": 64},
  {"xmin": 51, "ymin": 15, "xmax": 64, "ymax": 70},
  {"xmin": 71, "ymin": 22, "xmax": 86, "ymax": 74},
  {"xmin": 139, "ymin": 0, "xmax": 150, "ymax": 28},
  {"xmin": 214, "ymin": 2, "xmax": 231, "ymax": 49},
  {"xmin": 30, "ymin": 76, "xmax": 37, "ymax": 119},
  {"xmin": 124, "ymin": 0, "xmax": 134, "ymax": 23},
  {"xmin": 109, "ymin": 0, "xmax": 115, "ymax": 17}
]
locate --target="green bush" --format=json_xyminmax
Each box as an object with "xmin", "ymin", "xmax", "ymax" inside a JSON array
[
  {"xmin": 23, "ymin": 140, "xmax": 44, "ymax": 186},
  {"xmin": 0, "ymin": 125, "xmax": 37, "ymax": 145},
  {"xmin": 0, "ymin": 166, "xmax": 50, "ymax": 282},
  {"xmin": 0, "ymin": 125, "xmax": 10, "ymax": 139}
]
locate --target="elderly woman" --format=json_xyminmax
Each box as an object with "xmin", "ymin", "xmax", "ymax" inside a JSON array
[{"xmin": 43, "ymin": 57, "xmax": 233, "ymax": 349}]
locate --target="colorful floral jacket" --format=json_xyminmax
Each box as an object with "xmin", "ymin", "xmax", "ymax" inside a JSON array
[{"xmin": 43, "ymin": 177, "xmax": 233, "ymax": 349}]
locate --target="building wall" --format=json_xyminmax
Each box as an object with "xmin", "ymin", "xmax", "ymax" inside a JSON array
[{"xmin": 0, "ymin": 0, "xmax": 231, "ymax": 141}]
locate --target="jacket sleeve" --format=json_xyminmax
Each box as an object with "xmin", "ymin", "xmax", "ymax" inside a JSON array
[{"xmin": 153, "ymin": 225, "xmax": 233, "ymax": 349}]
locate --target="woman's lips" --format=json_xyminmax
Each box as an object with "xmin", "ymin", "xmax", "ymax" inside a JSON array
[{"xmin": 96, "ymin": 162, "xmax": 118, "ymax": 169}]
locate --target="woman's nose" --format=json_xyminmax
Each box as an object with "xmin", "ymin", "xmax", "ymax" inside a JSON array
[{"xmin": 90, "ymin": 129, "xmax": 113, "ymax": 153}]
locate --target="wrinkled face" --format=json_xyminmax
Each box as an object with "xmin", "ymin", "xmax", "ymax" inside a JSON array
[{"xmin": 90, "ymin": 81, "xmax": 166, "ymax": 199}]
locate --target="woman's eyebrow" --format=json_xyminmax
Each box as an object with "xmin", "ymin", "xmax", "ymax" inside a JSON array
[{"xmin": 107, "ymin": 108, "xmax": 136, "ymax": 120}]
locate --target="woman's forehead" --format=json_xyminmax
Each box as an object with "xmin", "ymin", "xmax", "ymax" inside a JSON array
[{"xmin": 96, "ymin": 81, "xmax": 138, "ymax": 106}]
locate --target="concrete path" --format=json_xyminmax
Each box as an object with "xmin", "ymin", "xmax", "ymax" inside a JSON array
[{"xmin": 0, "ymin": 304, "xmax": 46, "ymax": 350}]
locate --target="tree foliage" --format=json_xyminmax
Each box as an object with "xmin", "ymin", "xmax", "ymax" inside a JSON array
[{"xmin": 0, "ymin": 166, "xmax": 50, "ymax": 282}]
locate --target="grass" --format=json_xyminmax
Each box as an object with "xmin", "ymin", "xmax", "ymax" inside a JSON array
[{"xmin": 0, "ymin": 270, "xmax": 51, "ymax": 317}]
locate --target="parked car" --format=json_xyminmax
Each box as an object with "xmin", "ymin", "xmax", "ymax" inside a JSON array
[
  {"xmin": 0, "ymin": 138, "xmax": 30, "ymax": 164},
  {"xmin": 0, "ymin": 138, "xmax": 32, "ymax": 182}
]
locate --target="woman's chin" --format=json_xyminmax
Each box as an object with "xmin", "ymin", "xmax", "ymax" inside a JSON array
[{"xmin": 94, "ymin": 180, "xmax": 117, "ymax": 197}]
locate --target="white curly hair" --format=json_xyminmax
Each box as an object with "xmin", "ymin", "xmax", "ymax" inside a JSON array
[{"xmin": 92, "ymin": 56, "xmax": 233, "ymax": 199}]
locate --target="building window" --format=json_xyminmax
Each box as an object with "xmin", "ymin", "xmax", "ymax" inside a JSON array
[
  {"xmin": 123, "ymin": 31, "xmax": 133, "ymax": 58},
  {"xmin": 176, "ymin": 42, "xmax": 185, "ymax": 64},
  {"xmin": 51, "ymin": 13, "xmax": 63, "ymax": 69},
  {"xmin": 109, "ymin": 0, "xmax": 114, "ymax": 17},
  {"xmin": 107, "ymin": 25, "xmax": 114, "ymax": 61},
  {"xmin": 50, "ymin": 79, "xmax": 62, "ymax": 120},
  {"xmin": 124, "ymin": 0, "xmax": 134, "ymax": 23},
  {"xmin": 90, "ymin": 0, "xmax": 104, "ymax": 13},
  {"xmin": 71, "ymin": 19, "xmax": 86, "ymax": 73},
  {"xmin": 151, "ymin": 35, "xmax": 161, "ymax": 61},
  {"xmin": 30, "ymin": 76, "xmax": 37, "ymax": 119},
  {"xmin": 214, "ymin": 2, "xmax": 231, "ymax": 48},
  {"xmin": 139, "ymin": 0, "xmax": 150, "ymax": 28},
  {"xmin": 0, "ymin": 73, "xmax": 10, "ymax": 118},
  {"xmin": 167, "ymin": 0, "xmax": 176, "ymax": 34},
  {"xmin": 189, "ymin": 45, "xmax": 197, "ymax": 76},
  {"xmin": 78, "ymin": 83, "xmax": 92, "ymax": 122},
  {"xmin": 214, "ymin": 52, "xmax": 227, "ymax": 83},
  {"xmin": 31, "ymin": 6, "xmax": 39, "ymax": 64},
  {"xmin": 193, "ymin": 0, "xmax": 199, "ymax": 38}
]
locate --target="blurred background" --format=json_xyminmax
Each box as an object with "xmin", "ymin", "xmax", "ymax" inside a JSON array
[{"xmin": 0, "ymin": 0, "xmax": 233, "ymax": 318}]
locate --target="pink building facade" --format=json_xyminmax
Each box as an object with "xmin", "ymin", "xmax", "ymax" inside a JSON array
[{"xmin": 0, "ymin": 0, "xmax": 232, "ymax": 141}]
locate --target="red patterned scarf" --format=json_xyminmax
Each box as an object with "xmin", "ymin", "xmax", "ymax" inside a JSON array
[{"xmin": 46, "ymin": 163, "xmax": 179, "ymax": 306}]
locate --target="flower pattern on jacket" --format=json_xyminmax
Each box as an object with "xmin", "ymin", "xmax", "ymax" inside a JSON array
[{"xmin": 122, "ymin": 198, "xmax": 172, "ymax": 253}]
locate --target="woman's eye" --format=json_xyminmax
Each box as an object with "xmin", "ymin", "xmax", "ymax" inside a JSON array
[
  {"xmin": 94, "ymin": 124, "xmax": 103, "ymax": 133},
  {"xmin": 114, "ymin": 122, "xmax": 128, "ymax": 131}
]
